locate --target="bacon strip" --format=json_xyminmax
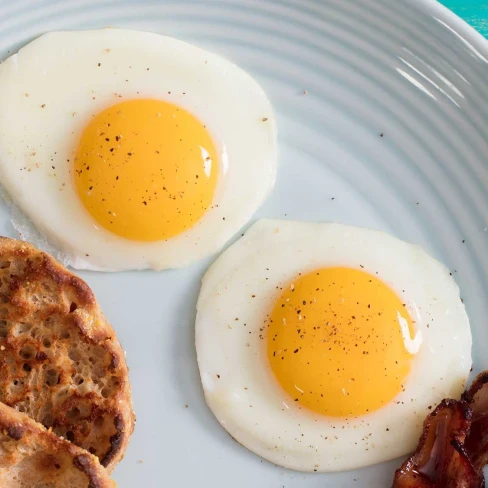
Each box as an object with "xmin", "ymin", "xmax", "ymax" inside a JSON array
[
  {"xmin": 463, "ymin": 371, "xmax": 488, "ymax": 474},
  {"xmin": 391, "ymin": 400, "xmax": 482, "ymax": 488}
]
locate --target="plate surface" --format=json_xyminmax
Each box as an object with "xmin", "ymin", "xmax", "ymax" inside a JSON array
[{"xmin": 1, "ymin": 0, "xmax": 488, "ymax": 486}]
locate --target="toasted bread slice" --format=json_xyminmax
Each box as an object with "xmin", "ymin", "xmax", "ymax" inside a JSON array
[
  {"xmin": 0, "ymin": 400, "xmax": 115, "ymax": 488},
  {"xmin": 0, "ymin": 237, "xmax": 134, "ymax": 471}
]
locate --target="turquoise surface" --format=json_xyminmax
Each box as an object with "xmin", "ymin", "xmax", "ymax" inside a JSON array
[{"xmin": 441, "ymin": 1, "xmax": 488, "ymax": 36}]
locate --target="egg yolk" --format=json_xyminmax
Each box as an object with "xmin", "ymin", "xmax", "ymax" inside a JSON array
[
  {"xmin": 267, "ymin": 267, "xmax": 414, "ymax": 418},
  {"xmin": 74, "ymin": 99, "xmax": 218, "ymax": 241}
]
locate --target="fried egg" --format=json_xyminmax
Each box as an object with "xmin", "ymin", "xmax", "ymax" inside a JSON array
[
  {"xmin": 0, "ymin": 29, "xmax": 276, "ymax": 270},
  {"xmin": 195, "ymin": 220, "xmax": 472, "ymax": 472}
]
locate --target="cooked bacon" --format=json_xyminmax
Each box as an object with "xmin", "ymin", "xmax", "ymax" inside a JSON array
[
  {"xmin": 463, "ymin": 371, "xmax": 488, "ymax": 473},
  {"xmin": 391, "ymin": 399, "xmax": 482, "ymax": 488}
]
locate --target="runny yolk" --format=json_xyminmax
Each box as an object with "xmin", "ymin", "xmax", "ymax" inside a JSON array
[
  {"xmin": 267, "ymin": 267, "xmax": 414, "ymax": 418},
  {"xmin": 74, "ymin": 99, "xmax": 218, "ymax": 241}
]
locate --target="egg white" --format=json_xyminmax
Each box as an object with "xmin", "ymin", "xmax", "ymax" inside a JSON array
[
  {"xmin": 0, "ymin": 29, "xmax": 277, "ymax": 271},
  {"xmin": 195, "ymin": 219, "xmax": 472, "ymax": 472}
]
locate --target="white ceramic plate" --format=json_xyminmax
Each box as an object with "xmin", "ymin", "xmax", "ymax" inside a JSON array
[{"xmin": 1, "ymin": 1, "xmax": 488, "ymax": 486}]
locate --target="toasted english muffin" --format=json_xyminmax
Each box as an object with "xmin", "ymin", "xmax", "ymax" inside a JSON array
[
  {"xmin": 0, "ymin": 237, "xmax": 134, "ymax": 471},
  {"xmin": 0, "ymin": 400, "xmax": 115, "ymax": 488}
]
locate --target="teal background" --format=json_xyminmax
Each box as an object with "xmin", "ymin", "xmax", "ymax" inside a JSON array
[{"xmin": 441, "ymin": 1, "xmax": 488, "ymax": 36}]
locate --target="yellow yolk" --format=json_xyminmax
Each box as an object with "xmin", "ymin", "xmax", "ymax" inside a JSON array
[
  {"xmin": 74, "ymin": 99, "xmax": 218, "ymax": 241},
  {"xmin": 267, "ymin": 267, "xmax": 414, "ymax": 417}
]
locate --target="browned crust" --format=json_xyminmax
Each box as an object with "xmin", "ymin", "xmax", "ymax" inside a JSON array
[
  {"xmin": 102, "ymin": 414, "xmax": 125, "ymax": 468},
  {"xmin": 0, "ymin": 236, "xmax": 134, "ymax": 472},
  {"xmin": 0, "ymin": 401, "xmax": 114, "ymax": 488},
  {"xmin": 73, "ymin": 453, "xmax": 112, "ymax": 488}
]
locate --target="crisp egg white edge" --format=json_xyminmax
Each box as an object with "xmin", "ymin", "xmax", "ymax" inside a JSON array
[
  {"xmin": 195, "ymin": 219, "xmax": 472, "ymax": 472},
  {"xmin": 0, "ymin": 29, "xmax": 277, "ymax": 271}
]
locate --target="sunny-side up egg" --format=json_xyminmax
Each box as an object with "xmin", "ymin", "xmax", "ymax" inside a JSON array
[
  {"xmin": 0, "ymin": 29, "xmax": 277, "ymax": 270},
  {"xmin": 195, "ymin": 220, "xmax": 472, "ymax": 472}
]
